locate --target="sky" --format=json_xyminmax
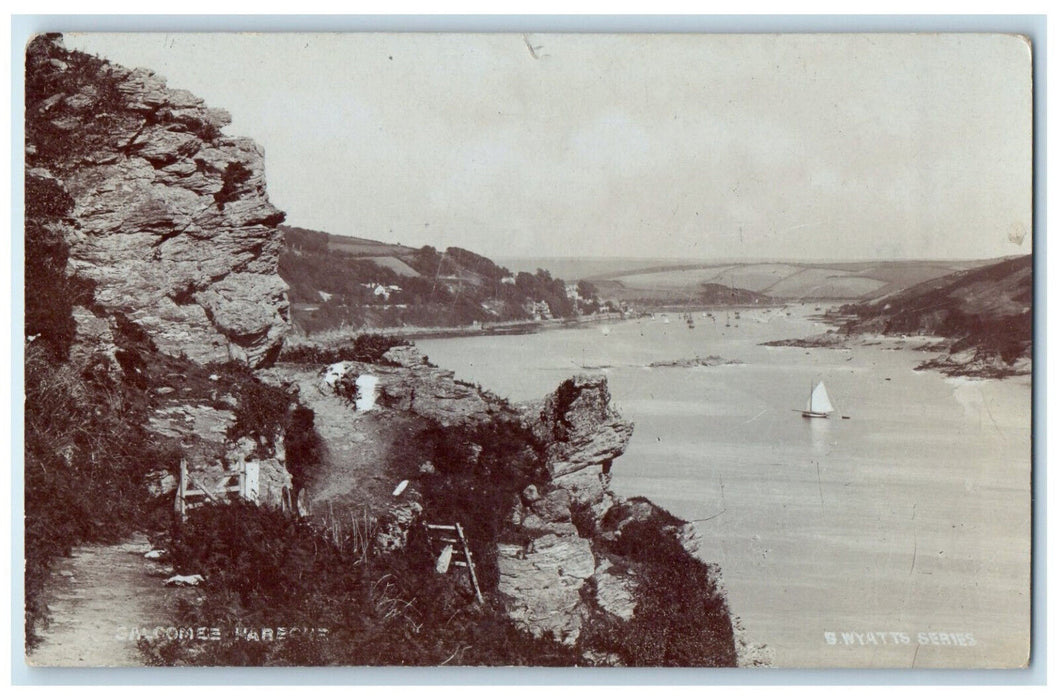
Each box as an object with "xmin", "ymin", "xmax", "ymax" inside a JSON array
[{"xmin": 65, "ymin": 32, "xmax": 1033, "ymax": 262}]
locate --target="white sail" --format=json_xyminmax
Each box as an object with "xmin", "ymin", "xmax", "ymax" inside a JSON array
[{"xmin": 809, "ymin": 381, "xmax": 834, "ymax": 414}]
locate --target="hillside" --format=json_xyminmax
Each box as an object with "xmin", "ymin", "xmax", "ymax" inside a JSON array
[
  {"xmin": 591, "ymin": 278, "xmax": 772, "ymax": 307},
  {"xmin": 523, "ymin": 258, "xmax": 997, "ymax": 303},
  {"xmin": 837, "ymin": 255, "xmax": 1032, "ymax": 376},
  {"xmin": 279, "ymin": 225, "xmax": 606, "ymax": 334}
]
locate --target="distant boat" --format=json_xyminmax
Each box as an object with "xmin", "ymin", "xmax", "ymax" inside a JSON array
[{"xmin": 800, "ymin": 381, "xmax": 834, "ymax": 419}]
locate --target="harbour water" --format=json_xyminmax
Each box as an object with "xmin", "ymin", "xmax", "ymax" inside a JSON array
[{"xmin": 416, "ymin": 307, "xmax": 1032, "ymax": 668}]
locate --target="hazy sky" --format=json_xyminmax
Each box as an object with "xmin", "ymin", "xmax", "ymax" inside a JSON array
[{"xmin": 65, "ymin": 32, "xmax": 1033, "ymax": 261}]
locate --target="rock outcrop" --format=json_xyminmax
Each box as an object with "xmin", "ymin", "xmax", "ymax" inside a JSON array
[
  {"xmin": 26, "ymin": 34, "xmax": 289, "ymax": 368},
  {"xmin": 494, "ymin": 375, "xmax": 634, "ymax": 643},
  {"xmin": 258, "ymin": 347, "xmax": 734, "ymax": 662},
  {"xmin": 257, "ymin": 347, "xmax": 518, "ymax": 548},
  {"xmin": 527, "ymin": 375, "xmax": 633, "ymax": 516},
  {"xmin": 496, "ymin": 535, "xmax": 597, "ymax": 643}
]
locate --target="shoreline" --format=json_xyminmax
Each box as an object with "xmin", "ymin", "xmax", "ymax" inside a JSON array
[
  {"xmin": 290, "ymin": 302, "xmax": 805, "ymax": 345},
  {"xmin": 762, "ymin": 330, "xmax": 1032, "ymax": 379},
  {"xmin": 290, "ymin": 311, "xmax": 628, "ymax": 344}
]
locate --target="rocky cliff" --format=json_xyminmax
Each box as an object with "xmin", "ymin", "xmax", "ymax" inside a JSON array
[
  {"xmin": 498, "ymin": 375, "xmax": 633, "ymax": 643},
  {"xmin": 264, "ymin": 348, "xmax": 736, "ymax": 663},
  {"xmin": 26, "ymin": 34, "xmax": 289, "ymax": 368}
]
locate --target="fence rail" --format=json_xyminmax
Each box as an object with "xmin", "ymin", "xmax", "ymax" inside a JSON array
[{"xmin": 175, "ymin": 457, "xmax": 260, "ymax": 520}]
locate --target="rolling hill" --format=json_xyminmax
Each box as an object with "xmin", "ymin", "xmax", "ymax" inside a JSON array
[{"xmin": 500, "ymin": 257, "xmax": 1000, "ymax": 303}]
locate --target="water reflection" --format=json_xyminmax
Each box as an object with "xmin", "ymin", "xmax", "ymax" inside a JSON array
[{"xmin": 807, "ymin": 415, "xmax": 832, "ymax": 457}]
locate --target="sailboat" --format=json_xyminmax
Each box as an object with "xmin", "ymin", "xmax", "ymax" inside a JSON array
[{"xmin": 801, "ymin": 381, "xmax": 834, "ymax": 419}]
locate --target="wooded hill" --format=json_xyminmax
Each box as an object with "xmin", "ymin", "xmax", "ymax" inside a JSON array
[{"xmin": 279, "ymin": 226, "xmax": 601, "ymax": 334}]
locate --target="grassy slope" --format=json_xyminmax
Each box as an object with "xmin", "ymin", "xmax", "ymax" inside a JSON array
[{"xmin": 596, "ymin": 260, "xmax": 995, "ymax": 301}]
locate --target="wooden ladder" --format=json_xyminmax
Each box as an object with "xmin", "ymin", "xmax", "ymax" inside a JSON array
[{"xmin": 425, "ymin": 522, "xmax": 484, "ymax": 604}]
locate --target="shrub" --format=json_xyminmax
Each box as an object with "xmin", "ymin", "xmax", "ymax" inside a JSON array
[
  {"xmin": 226, "ymin": 375, "xmax": 294, "ymax": 453},
  {"xmin": 284, "ymin": 404, "xmax": 323, "ymax": 495},
  {"xmin": 333, "ymin": 371, "xmax": 360, "ymax": 405},
  {"xmin": 26, "ymin": 35, "xmax": 132, "ymax": 169},
  {"xmin": 278, "ymin": 334, "xmax": 411, "ymax": 366},
  {"xmin": 213, "ymin": 161, "xmax": 253, "ymax": 209},
  {"xmin": 412, "ymin": 416, "xmax": 546, "ymax": 591},
  {"xmin": 581, "ymin": 506, "xmax": 737, "ymax": 667},
  {"xmin": 24, "ymin": 174, "xmax": 96, "ymax": 361}
]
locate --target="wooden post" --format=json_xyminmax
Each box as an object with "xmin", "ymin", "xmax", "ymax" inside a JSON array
[
  {"xmin": 243, "ymin": 460, "xmax": 260, "ymax": 504},
  {"xmin": 455, "ymin": 522, "xmax": 484, "ymax": 604},
  {"xmin": 175, "ymin": 458, "xmax": 188, "ymax": 521},
  {"xmin": 186, "ymin": 472, "xmax": 221, "ymax": 503}
]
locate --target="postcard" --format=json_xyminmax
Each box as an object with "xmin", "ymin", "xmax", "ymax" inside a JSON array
[{"xmin": 22, "ymin": 30, "xmax": 1033, "ymax": 669}]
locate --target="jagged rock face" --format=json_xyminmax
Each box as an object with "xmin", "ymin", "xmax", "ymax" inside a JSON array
[
  {"xmin": 593, "ymin": 559, "xmax": 637, "ymax": 621},
  {"xmin": 531, "ymin": 374, "xmax": 634, "ymax": 480},
  {"xmin": 495, "ymin": 375, "xmax": 635, "ymax": 643},
  {"xmin": 497, "ymin": 534, "xmax": 596, "ymax": 644},
  {"xmin": 26, "ymin": 35, "xmax": 289, "ymax": 368},
  {"xmin": 524, "ymin": 374, "xmax": 633, "ymax": 515}
]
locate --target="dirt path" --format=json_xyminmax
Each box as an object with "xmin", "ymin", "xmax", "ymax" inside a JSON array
[
  {"xmin": 27, "ymin": 533, "xmax": 192, "ymax": 667},
  {"xmin": 270, "ymin": 366, "xmax": 410, "ymax": 513}
]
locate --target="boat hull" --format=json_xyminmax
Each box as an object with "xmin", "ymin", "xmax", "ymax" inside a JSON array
[{"xmin": 801, "ymin": 411, "xmax": 830, "ymax": 419}]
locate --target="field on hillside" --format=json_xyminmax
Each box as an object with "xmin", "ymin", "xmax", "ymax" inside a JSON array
[
  {"xmin": 327, "ymin": 237, "xmax": 417, "ymax": 257},
  {"xmin": 521, "ymin": 258, "xmax": 1006, "ymax": 302}
]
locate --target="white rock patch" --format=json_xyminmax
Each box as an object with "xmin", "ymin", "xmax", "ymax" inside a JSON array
[{"xmin": 355, "ymin": 374, "xmax": 379, "ymax": 412}]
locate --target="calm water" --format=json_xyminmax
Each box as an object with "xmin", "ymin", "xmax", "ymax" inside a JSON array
[{"xmin": 417, "ymin": 307, "xmax": 1032, "ymax": 668}]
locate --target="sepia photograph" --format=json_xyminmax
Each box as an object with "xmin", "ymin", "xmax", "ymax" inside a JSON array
[{"xmin": 20, "ymin": 28, "xmax": 1033, "ymax": 670}]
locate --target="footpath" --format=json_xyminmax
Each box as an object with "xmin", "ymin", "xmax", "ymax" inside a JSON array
[{"xmin": 27, "ymin": 533, "xmax": 191, "ymax": 667}]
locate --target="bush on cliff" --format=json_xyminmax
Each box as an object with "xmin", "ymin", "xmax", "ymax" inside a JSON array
[
  {"xmin": 406, "ymin": 416, "xmax": 547, "ymax": 591},
  {"xmin": 26, "ymin": 34, "xmax": 132, "ymax": 169},
  {"xmin": 24, "ymin": 174, "xmax": 96, "ymax": 360},
  {"xmin": 224, "ymin": 368, "xmax": 295, "ymax": 453},
  {"xmin": 284, "ymin": 404, "xmax": 323, "ymax": 497},
  {"xmin": 581, "ymin": 505, "xmax": 738, "ymax": 667},
  {"xmin": 278, "ymin": 334, "xmax": 412, "ymax": 366}
]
